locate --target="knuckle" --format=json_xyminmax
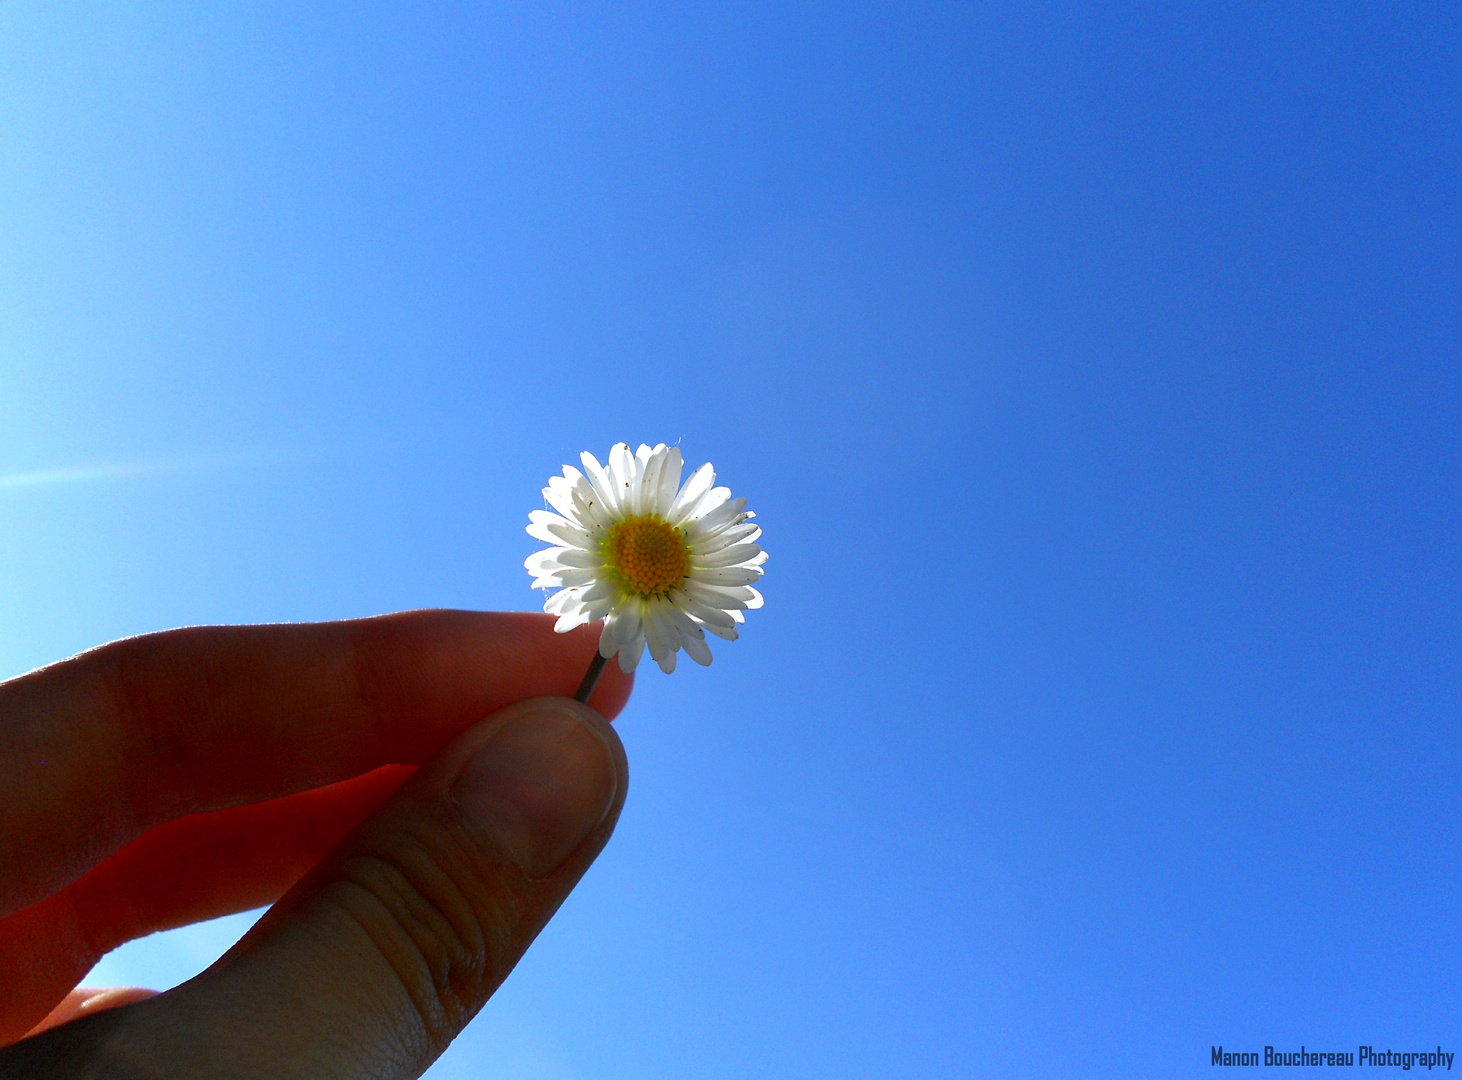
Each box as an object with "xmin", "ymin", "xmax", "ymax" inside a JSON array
[{"xmin": 318, "ymin": 824, "xmax": 518, "ymax": 1046}]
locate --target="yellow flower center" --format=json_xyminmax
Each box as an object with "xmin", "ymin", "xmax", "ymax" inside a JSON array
[{"xmin": 604, "ymin": 514, "xmax": 691, "ymax": 596}]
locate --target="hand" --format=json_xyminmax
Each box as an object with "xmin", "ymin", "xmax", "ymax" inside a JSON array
[{"xmin": 0, "ymin": 610, "xmax": 632, "ymax": 1078}]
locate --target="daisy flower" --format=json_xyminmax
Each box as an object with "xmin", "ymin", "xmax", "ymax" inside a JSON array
[{"xmin": 525, "ymin": 443, "xmax": 766, "ymax": 685}]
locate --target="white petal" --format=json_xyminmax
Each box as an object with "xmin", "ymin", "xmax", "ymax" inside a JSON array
[
  {"xmin": 548, "ymin": 548, "xmax": 602, "ymax": 569},
  {"xmin": 678, "ymin": 486, "xmax": 731, "ymax": 527},
  {"xmin": 543, "ymin": 567, "xmax": 599, "ymax": 588},
  {"xmin": 634, "ymin": 444, "xmax": 657, "ymax": 514},
  {"xmin": 669, "ymin": 462, "xmax": 715, "ymax": 520},
  {"xmin": 582, "ymin": 594, "xmax": 616, "ymax": 621},
  {"xmin": 599, "ymin": 599, "xmax": 643, "ymax": 658},
  {"xmin": 554, "ymin": 608, "xmax": 592, "ymax": 633},
  {"xmin": 544, "ymin": 520, "xmax": 594, "ymax": 548},
  {"xmin": 544, "ymin": 587, "xmax": 581, "ymax": 614},
  {"xmin": 580, "ymin": 578, "xmax": 619, "ymax": 605},
  {"xmin": 625, "ymin": 447, "xmax": 645, "ymax": 514},
  {"xmin": 689, "ymin": 565, "xmax": 763, "ymax": 588},
  {"xmin": 642, "ymin": 608, "xmax": 672, "ymax": 667},
  {"xmin": 527, "ymin": 511, "xmax": 592, "ymax": 549},
  {"xmin": 527, "ymin": 522, "xmax": 563, "ymax": 547},
  {"xmin": 685, "ymin": 497, "xmax": 747, "ymax": 539},
  {"xmin": 670, "ymin": 485, "xmax": 722, "ymax": 527},
  {"xmin": 528, "ymin": 558, "xmax": 573, "ymax": 586},
  {"xmin": 668, "ymin": 589, "xmax": 740, "ymax": 638},
  {"xmin": 597, "ymin": 607, "xmax": 623, "ymax": 658},
  {"xmin": 692, "ymin": 543, "xmax": 762, "ymax": 569},
  {"xmin": 596, "ymin": 619, "xmax": 618, "ymax": 658},
  {"xmin": 654, "ymin": 598, "xmax": 688, "ymax": 653},
  {"xmin": 680, "ymin": 578, "xmax": 752, "ymax": 609},
  {"xmin": 643, "ymin": 606, "xmax": 679, "ymax": 675},
  {"xmin": 524, "ymin": 548, "xmax": 567, "ymax": 574},
  {"xmin": 744, "ymin": 586, "xmax": 764, "ymax": 610},
  {"xmin": 532, "ymin": 520, "xmax": 593, "ymax": 549},
  {"xmin": 616, "ymin": 598, "xmax": 643, "ymax": 649},
  {"xmin": 692, "ymin": 522, "xmax": 761, "ymax": 555},
  {"xmin": 681, "ymin": 630, "xmax": 713, "ymax": 666},
  {"xmin": 667, "ymin": 588, "xmax": 736, "ymax": 625},
  {"xmin": 698, "ymin": 618, "xmax": 739, "ymax": 642},
  {"xmin": 728, "ymin": 608, "xmax": 746, "ymax": 624},
  {"xmin": 618, "ymin": 632, "xmax": 645, "ymax": 673},
  {"xmin": 580, "ymin": 451, "xmax": 620, "ymax": 515},
  {"xmin": 699, "ymin": 584, "xmax": 757, "ymax": 606},
  {"xmin": 543, "ymin": 477, "xmax": 582, "ymax": 524},
  {"xmin": 571, "ymin": 476, "xmax": 612, "ymax": 532},
  {"xmin": 653, "ymin": 446, "xmax": 683, "ymax": 516},
  {"xmin": 609, "ymin": 443, "xmax": 638, "ymax": 509},
  {"xmin": 526, "ymin": 547, "xmax": 595, "ymax": 576},
  {"xmin": 639, "ymin": 445, "xmax": 667, "ymax": 516},
  {"xmin": 662, "ymin": 601, "xmax": 709, "ymax": 646}
]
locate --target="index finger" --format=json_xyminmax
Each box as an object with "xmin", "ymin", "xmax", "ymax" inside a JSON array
[{"xmin": 0, "ymin": 610, "xmax": 632, "ymax": 919}]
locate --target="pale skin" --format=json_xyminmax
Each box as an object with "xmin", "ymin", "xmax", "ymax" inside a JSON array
[{"xmin": 0, "ymin": 610, "xmax": 633, "ymax": 1078}]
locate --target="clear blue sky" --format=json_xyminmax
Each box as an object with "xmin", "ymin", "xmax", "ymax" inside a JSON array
[{"xmin": 2, "ymin": 3, "xmax": 1458, "ymax": 1077}]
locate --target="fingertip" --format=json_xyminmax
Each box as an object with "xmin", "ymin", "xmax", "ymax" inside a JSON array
[{"xmin": 448, "ymin": 698, "xmax": 623, "ymax": 879}]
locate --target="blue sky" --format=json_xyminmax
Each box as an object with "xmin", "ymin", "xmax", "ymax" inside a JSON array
[{"xmin": 2, "ymin": 3, "xmax": 1458, "ymax": 1076}]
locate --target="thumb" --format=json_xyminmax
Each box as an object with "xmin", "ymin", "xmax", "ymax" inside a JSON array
[{"xmin": 3, "ymin": 697, "xmax": 626, "ymax": 1080}]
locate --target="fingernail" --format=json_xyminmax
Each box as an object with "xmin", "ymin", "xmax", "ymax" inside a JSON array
[{"xmin": 450, "ymin": 702, "xmax": 618, "ymax": 879}]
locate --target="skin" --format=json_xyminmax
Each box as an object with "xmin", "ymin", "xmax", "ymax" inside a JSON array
[{"xmin": 0, "ymin": 610, "xmax": 633, "ymax": 1078}]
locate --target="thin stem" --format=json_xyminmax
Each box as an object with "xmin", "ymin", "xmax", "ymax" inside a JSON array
[{"xmin": 573, "ymin": 651, "xmax": 609, "ymax": 704}]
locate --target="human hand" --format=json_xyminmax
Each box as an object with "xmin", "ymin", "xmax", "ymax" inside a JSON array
[{"xmin": 0, "ymin": 610, "xmax": 632, "ymax": 1078}]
